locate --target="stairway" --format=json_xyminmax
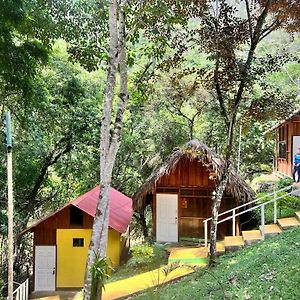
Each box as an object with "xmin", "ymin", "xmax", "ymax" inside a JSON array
[
  {"xmin": 220, "ymin": 211, "xmax": 300, "ymax": 254},
  {"xmin": 168, "ymin": 211, "xmax": 300, "ymax": 267}
]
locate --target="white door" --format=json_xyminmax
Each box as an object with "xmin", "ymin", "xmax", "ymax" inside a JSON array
[
  {"xmin": 156, "ymin": 194, "xmax": 178, "ymax": 242},
  {"xmin": 35, "ymin": 246, "xmax": 56, "ymax": 291}
]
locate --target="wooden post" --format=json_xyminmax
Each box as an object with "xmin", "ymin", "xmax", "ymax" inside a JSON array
[{"xmin": 6, "ymin": 112, "xmax": 14, "ymax": 300}]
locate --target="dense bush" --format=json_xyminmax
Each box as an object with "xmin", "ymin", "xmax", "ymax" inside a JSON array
[
  {"xmin": 126, "ymin": 243, "xmax": 169, "ymax": 270},
  {"xmin": 255, "ymin": 191, "xmax": 300, "ymax": 224},
  {"xmin": 128, "ymin": 244, "xmax": 154, "ymax": 267},
  {"xmin": 277, "ymin": 176, "xmax": 294, "ymax": 189}
]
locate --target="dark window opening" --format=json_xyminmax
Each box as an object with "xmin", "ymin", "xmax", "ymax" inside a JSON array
[
  {"xmin": 70, "ymin": 206, "xmax": 83, "ymax": 226},
  {"xmin": 73, "ymin": 238, "xmax": 84, "ymax": 247},
  {"xmin": 278, "ymin": 141, "xmax": 287, "ymax": 159}
]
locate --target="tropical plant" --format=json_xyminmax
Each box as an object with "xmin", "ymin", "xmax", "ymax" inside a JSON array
[{"xmin": 90, "ymin": 255, "xmax": 113, "ymax": 300}]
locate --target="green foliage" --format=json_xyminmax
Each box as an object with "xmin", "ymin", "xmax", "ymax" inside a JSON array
[
  {"xmin": 90, "ymin": 255, "xmax": 113, "ymax": 300},
  {"xmin": 129, "ymin": 244, "xmax": 154, "ymax": 267},
  {"xmin": 0, "ymin": 277, "xmax": 4, "ymax": 300},
  {"xmin": 110, "ymin": 244, "xmax": 168, "ymax": 282},
  {"xmin": 255, "ymin": 191, "xmax": 300, "ymax": 223},
  {"xmin": 134, "ymin": 227, "xmax": 300, "ymax": 300},
  {"xmin": 132, "ymin": 244, "xmax": 154, "ymax": 259},
  {"xmin": 0, "ymin": 0, "xmax": 49, "ymax": 99},
  {"xmin": 277, "ymin": 176, "xmax": 294, "ymax": 189}
]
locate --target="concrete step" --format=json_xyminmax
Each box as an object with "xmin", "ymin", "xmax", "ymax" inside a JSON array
[
  {"xmin": 277, "ymin": 217, "xmax": 300, "ymax": 230},
  {"xmin": 216, "ymin": 241, "xmax": 225, "ymax": 255},
  {"xmin": 206, "ymin": 241, "xmax": 225, "ymax": 256},
  {"xmin": 295, "ymin": 211, "xmax": 300, "ymax": 222},
  {"xmin": 224, "ymin": 236, "xmax": 244, "ymax": 252},
  {"xmin": 259, "ymin": 224, "xmax": 282, "ymax": 237},
  {"xmin": 242, "ymin": 230, "xmax": 262, "ymax": 245}
]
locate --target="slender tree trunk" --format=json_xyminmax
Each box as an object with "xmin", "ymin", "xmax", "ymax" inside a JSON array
[
  {"xmin": 83, "ymin": 1, "xmax": 118, "ymax": 299},
  {"xmin": 208, "ymin": 0, "xmax": 273, "ymax": 265},
  {"xmin": 84, "ymin": 1, "xmax": 128, "ymax": 299}
]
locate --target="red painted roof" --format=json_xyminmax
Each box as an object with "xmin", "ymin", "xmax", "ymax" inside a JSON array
[
  {"xmin": 19, "ymin": 186, "xmax": 133, "ymax": 236},
  {"xmin": 71, "ymin": 186, "xmax": 133, "ymax": 234}
]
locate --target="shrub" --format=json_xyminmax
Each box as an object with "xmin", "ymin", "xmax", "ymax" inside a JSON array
[
  {"xmin": 277, "ymin": 176, "xmax": 294, "ymax": 189},
  {"xmin": 127, "ymin": 244, "xmax": 154, "ymax": 267},
  {"xmin": 90, "ymin": 255, "xmax": 113, "ymax": 300},
  {"xmin": 132, "ymin": 244, "xmax": 154, "ymax": 259},
  {"xmin": 255, "ymin": 191, "xmax": 300, "ymax": 223}
]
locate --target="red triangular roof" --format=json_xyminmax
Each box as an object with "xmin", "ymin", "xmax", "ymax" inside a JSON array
[
  {"xmin": 20, "ymin": 186, "xmax": 133, "ymax": 235},
  {"xmin": 71, "ymin": 186, "xmax": 133, "ymax": 233}
]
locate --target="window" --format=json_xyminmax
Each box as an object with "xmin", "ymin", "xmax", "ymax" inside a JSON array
[
  {"xmin": 278, "ymin": 141, "xmax": 287, "ymax": 159},
  {"xmin": 73, "ymin": 238, "xmax": 84, "ymax": 247},
  {"xmin": 70, "ymin": 206, "xmax": 83, "ymax": 226}
]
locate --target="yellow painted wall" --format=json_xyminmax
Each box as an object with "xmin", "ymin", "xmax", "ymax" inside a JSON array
[
  {"xmin": 107, "ymin": 228, "xmax": 121, "ymax": 267},
  {"xmin": 56, "ymin": 228, "xmax": 121, "ymax": 288}
]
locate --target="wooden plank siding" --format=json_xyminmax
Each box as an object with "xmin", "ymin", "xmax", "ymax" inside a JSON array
[
  {"xmin": 33, "ymin": 207, "xmax": 93, "ymax": 246},
  {"xmin": 276, "ymin": 116, "xmax": 300, "ymax": 177},
  {"xmin": 154, "ymin": 158, "xmax": 238, "ymax": 240}
]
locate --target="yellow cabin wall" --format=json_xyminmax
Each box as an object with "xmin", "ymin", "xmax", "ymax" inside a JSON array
[
  {"xmin": 56, "ymin": 228, "xmax": 121, "ymax": 288},
  {"xmin": 107, "ymin": 228, "xmax": 121, "ymax": 267}
]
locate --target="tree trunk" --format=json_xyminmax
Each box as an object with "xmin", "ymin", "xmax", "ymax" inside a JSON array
[
  {"xmin": 209, "ymin": 167, "xmax": 229, "ymax": 266},
  {"xmin": 84, "ymin": 1, "xmax": 128, "ymax": 299},
  {"xmin": 83, "ymin": 1, "xmax": 118, "ymax": 299},
  {"xmin": 84, "ymin": 182, "xmax": 110, "ymax": 300},
  {"xmin": 208, "ymin": 0, "xmax": 273, "ymax": 265}
]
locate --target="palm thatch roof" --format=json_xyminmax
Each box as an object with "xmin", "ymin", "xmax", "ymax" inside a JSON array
[{"xmin": 133, "ymin": 140, "xmax": 254, "ymax": 213}]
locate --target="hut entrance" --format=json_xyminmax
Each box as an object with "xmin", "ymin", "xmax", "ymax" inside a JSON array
[
  {"xmin": 156, "ymin": 193, "xmax": 178, "ymax": 242},
  {"xmin": 179, "ymin": 189, "xmax": 212, "ymax": 240}
]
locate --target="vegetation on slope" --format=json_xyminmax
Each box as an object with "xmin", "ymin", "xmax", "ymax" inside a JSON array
[
  {"xmin": 134, "ymin": 227, "xmax": 300, "ymax": 300},
  {"xmin": 108, "ymin": 244, "xmax": 168, "ymax": 283}
]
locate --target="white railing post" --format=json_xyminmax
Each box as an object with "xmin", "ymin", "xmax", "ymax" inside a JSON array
[
  {"xmin": 9, "ymin": 279, "xmax": 29, "ymax": 300},
  {"xmin": 261, "ymin": 205, "xmax": 265, "ymax": 240},
  {"xmin": 232, "ymin": 209, "xmax": 236, "ymax": 236},
  {"xmin": 274, "ymin": 189, "xmax": 277, "ymax": 224},
  {"xmin": 25, "ymin": 279, "xmax": 29, "ymax": 300},
  {"xmin": 204, "ymin": 220, "xmax": 208, "ymax": 248}
]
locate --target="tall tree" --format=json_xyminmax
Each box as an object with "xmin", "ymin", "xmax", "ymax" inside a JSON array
[
  {"xmin": 83, "ymin": 1, "xmax": 129, "ymax": 299},
  {"xmin": 192, "ymin": 0, "xmax": 300, "ymax": 264}
]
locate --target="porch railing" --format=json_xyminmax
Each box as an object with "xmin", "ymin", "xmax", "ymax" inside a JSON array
[
  {"xmin": 7, "ymin": 279, "xmax": 29, "ymax": 300},
  {"xmin": 203, "ymin": 184, "xmax": 297, "ymax": 247}
]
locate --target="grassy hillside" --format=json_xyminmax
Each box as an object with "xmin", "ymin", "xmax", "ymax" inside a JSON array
[{"xmin": 134, "ymin": 227, "xmax": 300, "ymax": 300}]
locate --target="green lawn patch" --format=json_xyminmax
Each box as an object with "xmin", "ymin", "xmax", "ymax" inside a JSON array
[{"xmin": 133, "ymin": 227, "xmax": 300, "ymax": 299}]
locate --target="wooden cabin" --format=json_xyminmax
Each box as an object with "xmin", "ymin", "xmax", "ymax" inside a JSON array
[
  {"xmin": 20, "ymin": 186, "xmax": 133, "ymax": 291},
  {"xmin": 267, "ymin": 108, "xmax": 300, "ymax": 177},
  {"xmin": 134, "ymin": 140, "xmax": 253, "ymax": 243}
]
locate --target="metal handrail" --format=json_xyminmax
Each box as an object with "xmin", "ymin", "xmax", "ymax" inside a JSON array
[
  {"xmin": 203, "ymin": 184, "xmax": 296, "ymax": 247},
  {"xmin": 204, "ymin": 184, "xmax": 293, "ymax": 223}
]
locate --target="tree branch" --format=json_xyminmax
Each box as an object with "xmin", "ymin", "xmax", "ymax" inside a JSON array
[
  {"xmin": 214, "ymin": 56, "xmax": 229, "ymax": 128},
  {"xmin": 245, "ymin": 0, "xmax": 253, "ymax": 41}
]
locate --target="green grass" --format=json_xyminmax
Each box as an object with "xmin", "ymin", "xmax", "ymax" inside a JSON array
[
  {"xmin": 107, "ymin": 244, "xmax": 169, "ymax": 282},
  {"xmin": 133, "ymin": 227, "xmax": 300, "ymax": 300}
]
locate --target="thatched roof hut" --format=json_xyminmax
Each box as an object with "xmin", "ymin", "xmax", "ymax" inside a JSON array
[{"xmin": 133, "ymin": 140, "xmax": 254, "ymax": 214}]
